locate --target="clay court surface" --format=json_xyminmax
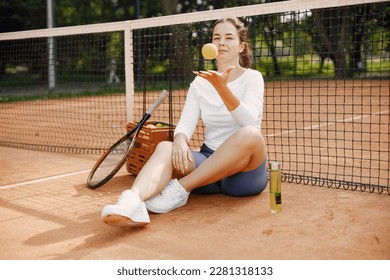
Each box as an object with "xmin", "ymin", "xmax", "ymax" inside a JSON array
[
  {"xmin": 0, "ymin": 145, "xmax": 389, "ymax": 260},
  {"xmin": 0, "ymin": 79, "xmax": 389, "ymax": 260}
]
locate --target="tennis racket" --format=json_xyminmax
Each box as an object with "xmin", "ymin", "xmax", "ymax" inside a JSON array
[{"xmin": 87, "ymin": 90, "xmax": 169, "ymax": 189}]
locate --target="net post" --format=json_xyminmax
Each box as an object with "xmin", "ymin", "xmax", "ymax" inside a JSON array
[
  {"xmin": 47, "ymin": 0, "xmax": 56, "ymax": 90},
  {"xmin": 124, "ymin": 20, "xmax": 134, "ymax": 123}
]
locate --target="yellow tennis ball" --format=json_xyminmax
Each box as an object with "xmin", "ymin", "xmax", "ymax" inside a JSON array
[
  {"xmin": 202, "ymin": 43, "xmax": 218, "ymax": 60},
  {"xmin": 155, "ymin": 123, "xmax": 166, "ymax": 128}
]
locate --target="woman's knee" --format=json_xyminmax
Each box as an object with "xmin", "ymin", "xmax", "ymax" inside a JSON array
[
  {"xmin": 235, "ymin": 126, "xmax": 267, "ymax": 170},
  {"xmin": 236, "ymin": 126, "xmax": 265, "ymax": 149},
  {"xmin": 153, "ymin": 141, "xmax": 173, "ymax": 155}
]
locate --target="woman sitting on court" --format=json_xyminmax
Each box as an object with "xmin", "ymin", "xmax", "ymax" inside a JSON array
[{"xmin": 101, "ymin": 17, "xmax": 268, "ymax": 226}]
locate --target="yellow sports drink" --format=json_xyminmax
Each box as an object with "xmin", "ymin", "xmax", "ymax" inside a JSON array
[{"xmin": 269, "ymin": 161, "xmax": 282, "ymax": 213}]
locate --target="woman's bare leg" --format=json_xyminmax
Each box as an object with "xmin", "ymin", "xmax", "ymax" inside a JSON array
[
  {"xmin": 179, "ymin": 125, "xmax": 267, "ymax": 192},
  {"xmin": 129, "ymin": 141, "xmax": 177, "ymax": 201}
]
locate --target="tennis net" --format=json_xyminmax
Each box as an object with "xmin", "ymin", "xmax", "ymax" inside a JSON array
[{"xmin": 0, "ymin": 0, "xmax": 389, "ymax": 193}]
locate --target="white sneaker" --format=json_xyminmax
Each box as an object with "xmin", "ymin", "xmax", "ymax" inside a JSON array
[
  {"xmin": 101, "ymin": 190, "xmax": 150, "ymax": 227},
  {"xmin": 145, "ymin": 179, "xmax": 190, "ymax": 213}
]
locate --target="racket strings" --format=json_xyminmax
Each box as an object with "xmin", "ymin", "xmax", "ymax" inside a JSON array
[{"xmin": 89, "ymin": 138, "xmax": 131, "ymax": 185}]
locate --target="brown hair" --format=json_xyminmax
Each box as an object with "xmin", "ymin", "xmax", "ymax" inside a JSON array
[{"xmin": 212, "ymin": 17, "xmax": 253, "ymax": 68}]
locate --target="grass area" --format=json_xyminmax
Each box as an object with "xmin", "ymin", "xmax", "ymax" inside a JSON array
[
  {"xmin": 0, "ymin": 72, "xmax": 42, "ymax": 87},
  {"xmin": 0, "ymin": 85, "xmax": 125, "ymax": 103}
]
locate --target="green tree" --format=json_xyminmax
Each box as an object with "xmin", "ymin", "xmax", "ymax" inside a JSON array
[
  {"xmin": 0, "ymin": 0, "xmax": 47, "ymax": 32},
  {"xmin": 310, "ymin": 3, "xmax": 388, "ymax": 78}
]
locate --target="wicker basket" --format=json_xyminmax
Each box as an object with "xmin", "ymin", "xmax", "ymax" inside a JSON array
[{"xmin": 125, "ymin": 121, "xmax": 174, "ymax": 175}]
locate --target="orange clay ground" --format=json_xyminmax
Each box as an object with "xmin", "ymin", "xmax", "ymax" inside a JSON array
[{"xmin": 0, "ymin": 146, "xmax": 389, "ymax": 260}]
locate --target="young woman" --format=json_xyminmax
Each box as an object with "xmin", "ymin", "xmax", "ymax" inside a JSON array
[{"xmin": 101, "ymin": 17, "xmax": 268, "ymax": 227}]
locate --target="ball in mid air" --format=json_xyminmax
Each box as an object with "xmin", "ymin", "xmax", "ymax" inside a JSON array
[{"xmin": 201, "ymin": 43, "xmax": 218, "ymax": 60}]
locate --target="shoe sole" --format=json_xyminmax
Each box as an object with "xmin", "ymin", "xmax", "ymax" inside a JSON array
[{"xmin": 102, "ymin": 214, "xmax": 148, "ymax": 227}]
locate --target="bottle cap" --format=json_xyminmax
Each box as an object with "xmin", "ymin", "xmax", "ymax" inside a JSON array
[{"xmin": 269, "ymin": 161, "xmax": 281, "ymax": 171}]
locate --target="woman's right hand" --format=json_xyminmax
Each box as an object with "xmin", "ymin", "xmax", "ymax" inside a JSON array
[{"xmin": 172, "ymin": 133, "xmax": 193, "ymax": 174}]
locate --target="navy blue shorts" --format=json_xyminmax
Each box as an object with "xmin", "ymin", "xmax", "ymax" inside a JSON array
[{"xmin": 191, "ymin": 144, "xmax": 268, "ymax": 196}]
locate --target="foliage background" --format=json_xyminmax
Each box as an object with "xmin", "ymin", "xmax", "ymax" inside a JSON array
[{"xmin": 0, "ymin": 0, "xmax": 388, "ymax": 89}]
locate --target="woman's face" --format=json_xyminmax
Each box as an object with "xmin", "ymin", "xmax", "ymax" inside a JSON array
[{"xmin": 212, "ymin": 21, "xmax": 244, "ymax": 64}]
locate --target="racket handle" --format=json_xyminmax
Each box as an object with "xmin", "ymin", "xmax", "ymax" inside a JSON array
[{"xmin": 146, "ymin": 90, "xmax": 169, "ymax": 115}]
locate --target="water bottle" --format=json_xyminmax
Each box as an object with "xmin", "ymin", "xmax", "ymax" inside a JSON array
[{"xmin": 269, "ymin": 161, "xmax": 282, "ymax": 213}]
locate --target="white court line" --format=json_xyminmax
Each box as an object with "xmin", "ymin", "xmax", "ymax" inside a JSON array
[
  {"xmin": 0, "ymin": 169, "xmax": 91, "ymax": 190},
  {"xmin": 264, "ymin": 109, "xmax": 389, "ymax": 138}
]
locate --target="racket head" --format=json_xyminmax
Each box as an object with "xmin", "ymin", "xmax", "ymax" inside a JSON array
[
  {"xmin": 87, "ymin": 134, "xmax": 135, "ymax": 189},
  {"xmin": 87, "ymin": 90, "xmax": 168, "ymax": 189}
]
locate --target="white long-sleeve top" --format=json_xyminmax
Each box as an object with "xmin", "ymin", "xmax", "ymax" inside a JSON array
[{"xmin": 174, "ymin": 68, "xmax": 264, "ymax": 151}]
